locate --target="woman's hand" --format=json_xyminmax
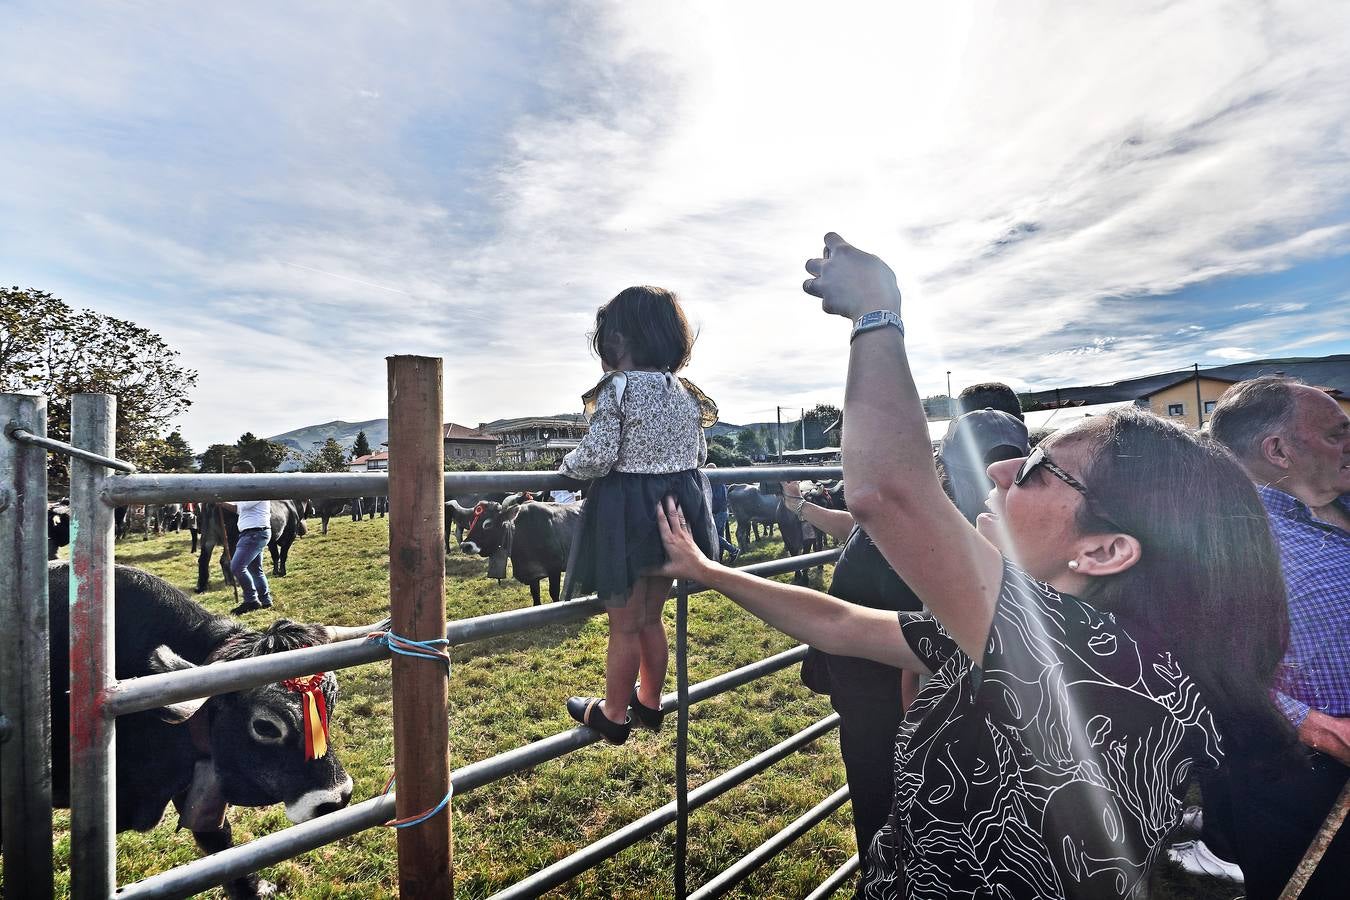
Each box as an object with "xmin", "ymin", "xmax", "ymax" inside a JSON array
[
  {"xmin": 653, "ymin": 496, "xmax": 716, "ymax": 581},
  {"xmin": 802, "ymin": 233, "xmax": 902, "ymax": 321},
  {"xmin": 781, "ymin": 481, "xmax": 803, "ymax": 501}
]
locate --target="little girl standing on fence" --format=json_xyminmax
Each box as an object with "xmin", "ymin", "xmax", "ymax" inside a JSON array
[{"xmin": 559, "ymin": 286, "xmax": 720, "ymax": 745}]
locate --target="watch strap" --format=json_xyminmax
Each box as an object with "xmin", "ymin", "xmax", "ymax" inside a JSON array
[{"xmin": 850, "ymin": 309, "xmax": 904, "ymax": 342}]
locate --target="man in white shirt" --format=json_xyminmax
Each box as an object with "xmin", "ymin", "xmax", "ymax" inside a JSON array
[{"xmin": 220, "ymin": 461, "xmax": 274, "ymax": 614}]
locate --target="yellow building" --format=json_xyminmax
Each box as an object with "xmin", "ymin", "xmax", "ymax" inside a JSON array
[{"xmin": 1141, "ymin": 375, "xmax": 1350, "ymax": 429}]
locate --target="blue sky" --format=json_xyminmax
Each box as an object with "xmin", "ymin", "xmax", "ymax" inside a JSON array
[{"xmin": 3, "ymin": 0, "xmax": 1348, "ymax": 451}]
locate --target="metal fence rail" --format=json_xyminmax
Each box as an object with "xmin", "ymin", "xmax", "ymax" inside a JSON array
[{"xmin": 1, "ymin": 387, "xmax": 857, "ymax": 900}]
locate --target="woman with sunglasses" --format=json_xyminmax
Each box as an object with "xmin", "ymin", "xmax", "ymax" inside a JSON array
[{"xmin": 654, "ymin": 234, "xmax": 1295, "ymax": 899}]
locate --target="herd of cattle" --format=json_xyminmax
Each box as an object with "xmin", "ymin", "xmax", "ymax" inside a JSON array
[
  {"xmin": 45, "ymin": 480, "xmax": 844, "ymax": 604},
  {"xmin": 29, "ymin": 480, "xmax": 842, "ymax": 896}
]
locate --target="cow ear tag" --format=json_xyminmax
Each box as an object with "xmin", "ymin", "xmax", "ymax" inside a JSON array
[{"xmin": 283, "ymin": 674, "xmax": 330, "ymax": 760}]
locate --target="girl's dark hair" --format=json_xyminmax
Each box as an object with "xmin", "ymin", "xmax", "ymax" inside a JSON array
[
  {"xmin": 1068, "ymin": 407, "xmax": 1297, "ymax": 765},
  {"xmin": 590, "ymin": 286, "xmax": 694, "ymax": 372}
]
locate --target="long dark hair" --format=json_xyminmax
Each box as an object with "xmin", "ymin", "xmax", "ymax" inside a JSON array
[
  {"xmin": 590, "ymin": 286, "xmax": 694, "ymax": 372},
  {"xmin": 1071, "ymin": 407, "xmax": 1296, "ymax": 764}
]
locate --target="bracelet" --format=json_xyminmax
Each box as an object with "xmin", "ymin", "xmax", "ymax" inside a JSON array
[
  {"xmin": 789, "ymin": 497, "xmax": 808, "ymax": 520},
  {"xmin": 850, "ymin": 309, "xmax": 904, "ymax": 343}
]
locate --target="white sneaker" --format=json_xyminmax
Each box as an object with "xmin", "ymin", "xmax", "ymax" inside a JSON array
[{"xmin": 1167, "ymin": 839, "xmax": 1244, "ymax": 883}]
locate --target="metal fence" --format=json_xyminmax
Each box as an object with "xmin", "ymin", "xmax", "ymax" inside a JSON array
[{"xmin": 1, "ymin": 370, "xmax": 854, "ymax": 899}]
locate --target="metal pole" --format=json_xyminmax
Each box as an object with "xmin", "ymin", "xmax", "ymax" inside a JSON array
[
  {"xmin": 776, "ymin": 407, "xmax": 782, "ymax": 461},
  {"xmin": 387, "ymin": 356, "xmax": 452, "ymax": 896},
  {"xmin": 688, "ymin": 785, "xmax": 851, "ymax": 900},
  {"xmin": 69, "ymin": 393, "xmax": 118, "ymax": 899},
  {"xmin": 0, "ymin": 392, "xmax": 54, "ymax": 899},
  {"xmin": 675, "ymin": 578, "xmax": 690, "ymax": 900},
  {"xmin": 803, "ymin": 854, "xmax": 861, "ymax": 900},
  {"xmin": 946, "ymin": 370, "xmax": 953, "ymax": 418}
]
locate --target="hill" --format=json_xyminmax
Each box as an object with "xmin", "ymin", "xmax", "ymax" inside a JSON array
[{"xmin": 267, "ymin": 418, "xmax": 388, "ymax": 470}]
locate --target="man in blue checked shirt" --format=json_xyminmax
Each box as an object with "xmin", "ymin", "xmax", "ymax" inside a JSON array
[{"xmin": 1210, "ymin": 374, "xmax": 1350, "ymax": 900}]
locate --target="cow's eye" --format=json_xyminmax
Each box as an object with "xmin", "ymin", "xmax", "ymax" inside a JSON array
[
  {"xmin": 483, "ymin": 521, "xmax": 495, "ymax": 530},
  {"xmin": 249, "ymin": 716, "xmax": 286, "ymax": 744}
]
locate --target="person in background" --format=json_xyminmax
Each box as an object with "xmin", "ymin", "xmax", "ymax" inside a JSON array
[
  {"xmin": 219, "ymin": 461, "xmax": 274, "ymax": 615},
  {"xmin": 787, "ymin": 408, "xmax": 1028, "ymax": 895},
  {"xmin": 955, "ymin": 381, "xmax": 1025, "ymax": 421},
  {"xmin": 705, "ymin": 463, "xmax": 740, "ymax": 563},
  {"xmin": 1208, "ymin": 375, "xmax": 1350, "ymax": 899}
]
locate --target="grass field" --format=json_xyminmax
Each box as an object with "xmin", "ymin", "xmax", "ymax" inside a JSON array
[{"xmin": 25, "ymin": 516, "xmax": 1235, "ymax": 899}]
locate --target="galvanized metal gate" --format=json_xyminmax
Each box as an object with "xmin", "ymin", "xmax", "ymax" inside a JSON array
[{"xmin": 1, "ymin": 365, "xmax": 858, "ymax": 899}]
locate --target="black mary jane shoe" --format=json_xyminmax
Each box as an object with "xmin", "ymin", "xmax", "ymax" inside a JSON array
[
  {"xmin": 630, "ymin": 687, "xmax": 665, "ymax": 731},
  {"xmin": 566, "ymin": 696, "xmax": 632, "ymax": 745}
]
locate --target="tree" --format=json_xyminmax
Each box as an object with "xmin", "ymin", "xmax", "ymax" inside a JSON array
[
  {"xmin": 301, "ymin": 437, "xmax": 349, "ymax": 473},
  {"xmin": 1, "ymin": 287, "xmax": 198, "ymax": 491},
  {"xmin": 735, "ymin": 428, "xmax": 764, "ymax": 460},
  {"xmin": 197, "ymin": 443, "xmax": 236, "ymax": 473},
  {"xmin": 234, "ymin": 432, "xmax": 290, "ymax": 473},
  {"xmin": 351, "ymin": 430, "xmax": 372, "ymax": 460},
  {"xmin": 802, "ymin": 403, "xmax": 842, "ymax": 449},
  {"xmin": 156, "ymin": 429, "xmax": 196, "ymax": 471},
  {"xmin": 706, "ymin": 434, "xmax": 750, "ymax": 467}
]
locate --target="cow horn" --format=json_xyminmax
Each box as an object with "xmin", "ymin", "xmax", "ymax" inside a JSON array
[
  {"xmin": 156, "ymin": 698, "xmax": 208, "ymax": 724},
  {"xmin": 322, "ymin": 617, "xmax": 391, "ymax": 644},
  {"xmin": 501, "ymin": 493, "xmax": 523, "ymax": 511}
]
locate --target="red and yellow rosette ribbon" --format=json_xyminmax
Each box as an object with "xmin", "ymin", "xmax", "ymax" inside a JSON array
[{"xmin": 283, "ymin": 673, "xmax": 329, "ymax": 760}]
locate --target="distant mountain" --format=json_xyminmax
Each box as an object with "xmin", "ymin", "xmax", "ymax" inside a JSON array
[
  {"xmin": 267, "ymin": 419, "xmax": 388, "ymax": 471},
  {"xmin": 266, "ymin": 417, "xmax": 777, "ymax": 470}
]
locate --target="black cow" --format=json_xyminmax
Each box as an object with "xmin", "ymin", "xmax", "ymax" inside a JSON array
[
  {"xmin": 727, "ymin": 484, "xmax": 814, "ymax": 585},
  {"xmin": 47, "ymin": 500, "xmax": 71, "ymax": 560},
  {"xmin": 115, "ymin": 505, "xmax": 130, "ymax": 539},
  {"xmin": 311, "ymin": 498, "xmax": 355, "ymax": 535},
  {"xmin": 461, "ymin": 498, "xmax": 582, "ymax": 605},
  {"xmin": 155, "ymin": 503, "xmax": 184, "ymax": 533},
  {"xmin": 351, "ymin": 496, "xmax": 386, "ymax": 521},
  {"xmin": 443, "ymin": 493, "xmax": 509, "ymax": 552},
  {"xmin": 38, "ymin": 562, "xmax": 374, "ymax": 898},
  {"xmin": 196, "ymin": 501, "xmax": 306, "ymax": 594}
]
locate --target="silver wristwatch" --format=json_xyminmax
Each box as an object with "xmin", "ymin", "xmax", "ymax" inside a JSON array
[{"xmin": 850, "ymin": 309, "xmax": 904, "ymax": 343}]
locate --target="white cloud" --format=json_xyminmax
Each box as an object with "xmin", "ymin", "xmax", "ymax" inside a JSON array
[{"xmin": 1209, "ymin": 346, "xmax": 1262, "ymax": 360}]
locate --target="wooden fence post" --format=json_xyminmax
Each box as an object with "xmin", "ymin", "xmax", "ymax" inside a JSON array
[{"xmin": 387, "ymin": 356, "xmax": 452, "ymax": 896}]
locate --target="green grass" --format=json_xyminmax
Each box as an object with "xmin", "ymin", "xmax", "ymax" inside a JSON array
[{"xmin": 23, "ymin": 518, "xmax": 1234, "ymax": 898}]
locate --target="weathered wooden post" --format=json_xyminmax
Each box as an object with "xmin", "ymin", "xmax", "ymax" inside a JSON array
[
  {"xmin": 69, "ymin": 393, "xmax": 118, "ymax": 899},
  {"xmin": 0, "ymin": 392, "xmax": 55, "ymax": 900},
  {"xmin": 387, "ymin": 356, "xmax": 452, "ymax": 896}
]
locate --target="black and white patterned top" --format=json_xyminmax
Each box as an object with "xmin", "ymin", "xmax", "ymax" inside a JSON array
[
  {"xmin": 862, "ymin": 561, "xmax": 1223, "ymax": 899},
  {"xmin": 559, "ymin": 371, "xmax": 718, "ymax": 480}
]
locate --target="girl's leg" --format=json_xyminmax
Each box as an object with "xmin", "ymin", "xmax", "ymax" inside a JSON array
[
  {"xmin": 635, "ymin": 576, "xmax": 673, "ymax": 709},
  {"xmin": 602, "ymin": 585, "xmax": 646, "ymax": 722}
]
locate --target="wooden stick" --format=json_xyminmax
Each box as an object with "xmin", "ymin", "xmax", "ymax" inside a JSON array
[
  {"xmin": 1277, "ymin": 776, "xmax": 1350, "ymax": 900},
  {"xmin": 387, "ymin": 356, "xmax": 452, "ymax": 897}
]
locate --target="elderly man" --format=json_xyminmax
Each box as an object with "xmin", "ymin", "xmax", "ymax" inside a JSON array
[{"xmin": 1210, "ymin": 375, "xmax": 1350, "ymax": 899}]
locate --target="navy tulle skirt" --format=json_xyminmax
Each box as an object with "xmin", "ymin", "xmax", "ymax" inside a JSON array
[{"xmin": 562, "ymin": 469, "xmax": 718, "ymax": 606}]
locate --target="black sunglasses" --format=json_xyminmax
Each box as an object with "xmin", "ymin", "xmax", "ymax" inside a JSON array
[{"xmin": 1013, "ymin": 445, "xmax": 1091, "ymax": 495}]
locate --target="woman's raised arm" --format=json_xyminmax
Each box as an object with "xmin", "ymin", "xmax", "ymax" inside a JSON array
[{"xmin": 804, "ymin": 234, "xmax": 1004, "ymax": 662}]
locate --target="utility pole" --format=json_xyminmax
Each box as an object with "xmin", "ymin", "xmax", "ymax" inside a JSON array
[
  {"xmin": 801, "ymin": 411, "xmax": 807, "ymax": 451},
  {"xmin": 946, "ymin": 370, "xmax": 953, "ymax": 418},
  {"xmin": 775, "ymin": 407, "xmax": 783, "ymax": 462}
]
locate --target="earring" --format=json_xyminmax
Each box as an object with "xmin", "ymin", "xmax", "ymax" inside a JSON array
[{"xmin": 1067, "ymin": 560, "xmax": 1080, "ymax": 571}]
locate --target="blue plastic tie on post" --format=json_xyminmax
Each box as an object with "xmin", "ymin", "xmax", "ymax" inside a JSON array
[{"xmin": 369, "ymin": 630, "xmax": 453, "ymax": 828}]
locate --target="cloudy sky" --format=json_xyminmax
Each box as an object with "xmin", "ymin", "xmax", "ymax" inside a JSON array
[{"xmin": 4, "ymin": 0, "xmax": 1349, "ymax": 451}]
